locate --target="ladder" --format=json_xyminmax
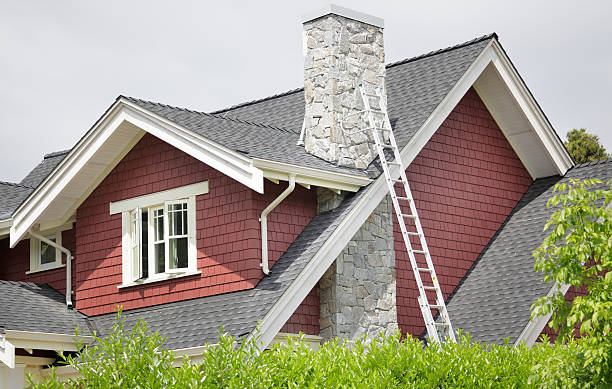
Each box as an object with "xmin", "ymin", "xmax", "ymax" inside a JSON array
[{"xmin": 342, "ymin": 84, "xmax": 456, "ymax": 344}]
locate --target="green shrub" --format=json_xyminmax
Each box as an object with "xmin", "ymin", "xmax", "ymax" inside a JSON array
[{"xmin": 30, "ymin": 315, "xmax": 595, "ymax": 389}]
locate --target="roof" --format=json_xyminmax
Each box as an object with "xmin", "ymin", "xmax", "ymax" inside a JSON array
[
  {"xmin": 20, "ymin": 150, "xmax": 69, "ymax": 189},
  {"xmin": 91, "ymin": 189, "xmax": 365, "ymax": 349},
  {"xmin": 444, "ymin": 158, "xmax": 612, "ymax": 345},
  {"xmin": 0, "ymin": 280, "xmax": 92, "ymax": 335},
  {"xmin": 0, "ymin": 182, "xmax": 34, "ymax": 220}
]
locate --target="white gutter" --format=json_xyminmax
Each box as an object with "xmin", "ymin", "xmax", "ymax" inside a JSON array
[
  {"xmin": 260, "ymin": 174, "xmax": 296, "ymax": 275},
  {"xmin": 29, "ymin": 230, "xmax": 73, "ymax": 308}
]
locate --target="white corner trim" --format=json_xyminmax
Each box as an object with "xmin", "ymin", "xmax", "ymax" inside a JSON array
[
  {"xmin": 109, "ymin": 181, "xmax": 209, "ymax": 215},
  {"xmin": 0, "ymin": 334, "xmax": 15, "ymax": 368},
  {"xmin": 514, "ymin": 282, "xmax": 571, "ymax": 347},
  {"xmin": 117, "ymin": 270, "xmax": 201, "ymax": 289},
  {"xmin": 302, "ymin": 4, "xmax": 384, "ymax": 28}
]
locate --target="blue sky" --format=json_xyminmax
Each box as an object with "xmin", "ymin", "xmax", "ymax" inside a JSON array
[{"xmin": 1, "ymin": 1, "xmax": 610, "ymax": 182}]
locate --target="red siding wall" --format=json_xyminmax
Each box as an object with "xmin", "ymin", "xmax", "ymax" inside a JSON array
[
  {"xmin": 539, "ymin": 285, "xmax": 588, "ymax": 342},
  {"xmin": 0, "ymin": 228, "xmax": 76, "ymax": 295},
  {"xmin": 75, "ymin": 133, "xmax": 316, "ymax": 316},
  {"xmin": 396, "ymin": 88, "xmax": 533, "ymax": 337},
  {"xmin": 280, "ymin": 286, "xmax": 320, "ymax": 335}
]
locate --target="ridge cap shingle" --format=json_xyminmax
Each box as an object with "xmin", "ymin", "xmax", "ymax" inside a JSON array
[{"xmin": 570, "ymin": 157, "xmax": 612, "ymax": 170}]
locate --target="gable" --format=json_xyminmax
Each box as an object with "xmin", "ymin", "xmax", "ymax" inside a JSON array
[{"xmin": 396, "ymin": 88, "xmax": 533, "ymax": 337}]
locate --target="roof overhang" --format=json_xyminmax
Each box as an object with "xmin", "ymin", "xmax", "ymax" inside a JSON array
[
  {"xmin": 0, "ymin": 330, "xmax": 93, "ymax": 369},
  {"xmin": 252, "ymin": 38, "xmax": 575, "ymax": 349},
  {"xmin": 9, "ymin": 97, "xmax": 371, "ymax": 247}
]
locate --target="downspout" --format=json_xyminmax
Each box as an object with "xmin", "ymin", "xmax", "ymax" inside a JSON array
[
  {"xmin": 29, "ymin": 230, "xmax": 73, "ymax": 308},
  {"xmin": 260, "ymin": 174, "xmax": 296, "ymax": 275}
]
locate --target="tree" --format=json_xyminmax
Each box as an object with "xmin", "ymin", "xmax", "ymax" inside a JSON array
[
  {"xmin": 531, "ymin": 178, "xmax": 612, "ymax": 386},
  {"xmin": 564, "ymin": 128, "xmax": 610, "ymax": 164}
]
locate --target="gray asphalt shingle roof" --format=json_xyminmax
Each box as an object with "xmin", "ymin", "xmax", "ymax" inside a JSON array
[
  {"xmin": 20, "ymin": 150, "xmax": 69, "ymax": 189},
  {"xmin": 445, "ymin": 158, "xmax": 612, "ymax": 344},
  {"xmin": 0, "ymin": 182, "xmax": 34, "ymax": 220},
  {"xmin": 0, "ymin": 280, "xmax": 92, "ymax": 335}
]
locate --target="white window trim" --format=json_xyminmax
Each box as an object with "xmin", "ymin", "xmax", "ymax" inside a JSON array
[
  {"xmin": 27, "ymin": 231, "xmax": 64, "ymax": 274},
  {"xmin": 114, "ymin": 182, "xmax": 206, "ymax": 288}
]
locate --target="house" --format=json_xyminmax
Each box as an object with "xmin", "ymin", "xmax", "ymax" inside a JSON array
[{"xmin": 1, "ymin": 4, "xmax": 610, "ymax": 386}]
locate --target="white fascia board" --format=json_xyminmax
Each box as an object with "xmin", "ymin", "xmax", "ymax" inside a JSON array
[
  {"xmin": 10, "ymin": 99, "xmax": 264, "ymax": 247},
  {"xmin": 514, "ymin": 282, "xmax": 570, "ymax": 347},
  {"xmin": 252, "ymin": 40, "xmax": 503, "ymax": 349},
  {"xmin": 3, "ymin": 330, "xmax": 93, "ymax": 353},
  {"xmin": 488, "ymin": 41, "xmax": 573, "ymax": 175},
  {"xmin": 109, "ymin": 181, "xmax": 209, "ymax": 214},
  {"xmin": 119, "ymin": 99, "xmax": 264, "ymax": 193},
  {"xmin": 252, "ymin": 158, "xmax": 371, "ymax": 193}
]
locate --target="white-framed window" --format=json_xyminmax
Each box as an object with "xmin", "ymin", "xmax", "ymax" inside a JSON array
[
  {"xmin": 110, "ymin": 181, "xmax": 208, "ymax": 287},
  {"xmin": 28, "ymin": 232, "xmax": 64, "ymax": 274}
]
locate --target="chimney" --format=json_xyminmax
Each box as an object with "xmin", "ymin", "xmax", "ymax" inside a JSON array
[{"xmin": 302, "ymin": 5, "xmax": 386, "ymax": 169}]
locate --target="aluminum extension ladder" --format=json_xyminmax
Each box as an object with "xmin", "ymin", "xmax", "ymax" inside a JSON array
[{"xmin": 342, "ymin": 84, "xmax": 456, "ymax": 344}]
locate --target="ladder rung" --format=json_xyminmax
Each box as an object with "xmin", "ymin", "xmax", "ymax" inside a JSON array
[
  {"xmin": 405, "ymin": 231, "xmax": 422, "ymax": 236},
  {"xmin": 390, "ymin": 179, "xmax": 405, "ymax": 183},
  {"xmin": 412, "ymin": 250, "xmax": 427, "ymax": 254},
  {"xmin": 423, "ymin": 286, "xmax": 438, "ymax": 290},
  {"xmin": 396, "ymin": 196, "xmax": 411, "ymax": 201},
  {"xmin": 375, "ymin": 127, "xmax": 391, "ymax": 132},
  {"xmin": 364, "ymin": 93, "xmax": 380, "ymax": 98},
  {"xmin": 435, "ymin": 322, "xmax": 450, "ymax": 327},
  {"xmin": 402, "ymin": 214, "xmax": 417, "ymax": 219},
  {"xmin": 387, "ymin": 161, "xmax": 401, "ymax": 165},
  {"xmin": 418, "ymin": 268, "xmax": 433, "ymax": 272},
  {"xmin": 429, "ymin": 304, "xmax": 445, "ymax": 309},
  {"xmin": 380, "ymin": 144, "xmax": 394, "ymax": 149}
]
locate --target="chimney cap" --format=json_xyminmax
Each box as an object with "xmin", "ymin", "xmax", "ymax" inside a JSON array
[{"xmin": 302, "ymin": 4, "xmax": 384, "ymax": 28}]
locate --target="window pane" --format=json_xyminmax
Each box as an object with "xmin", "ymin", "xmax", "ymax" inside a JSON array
[
  {"xmin": 169, "ymin": 237, "xmax": 188, "ymax": 269},
  {"xmin": 141, "ymin": 210, "xmax": 149, "ymax": 278},
  {"xmin": 153, "ymin": 209, "xmax": 164, "ymax": 241},
  {"xmin": 154, "ymin": 242, "xmax": 165, "ymax": 274},
  {"xmin": 168, "ymin": 202, "xmax": 187, "ymax": 236},
  {"xmin": 40, "ymin": 238, "xmax": 56, "ymax": 265}
]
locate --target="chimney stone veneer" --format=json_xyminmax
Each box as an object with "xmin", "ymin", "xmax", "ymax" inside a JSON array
[{"xmin": 303, "ymin": 6, "xmax": 386, "ymax": 169}]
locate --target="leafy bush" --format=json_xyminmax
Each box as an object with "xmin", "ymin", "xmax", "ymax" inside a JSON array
[{"xmin": 31, "ymin": 316, "xmax": 594, "ymax": 389}]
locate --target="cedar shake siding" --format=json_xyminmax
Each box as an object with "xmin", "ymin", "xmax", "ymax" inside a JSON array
[
  {"xmin": 396, "ymin": 88, "xmax": 533, "ymax": 337},
  {"xmin": 75, "ymin": 133, "xmax": 317, "ymax": 316},
  {"xmin": 0, "ymin": 228, "xmax": 76, "ymax": 295},
  {"xmin": 280, "ymin": 286, "xmax": 320, "ymax": 335}
]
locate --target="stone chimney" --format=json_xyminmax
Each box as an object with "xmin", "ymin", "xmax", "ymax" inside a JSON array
[{"xmin": 302, "ymin": 5, "xmax": 386, "ymax": 169}]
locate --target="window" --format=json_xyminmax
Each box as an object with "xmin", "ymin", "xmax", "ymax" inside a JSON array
[
  {"xmin": 110, "ymin": 182, "xmax": 208, "ymax": 287},
  {"xmin": 28, "ymin": 232, "xmax": 63, "ymax": 273}
]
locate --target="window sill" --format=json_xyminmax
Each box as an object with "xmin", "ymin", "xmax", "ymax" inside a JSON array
[
  {"xmin": 26, "ymin": 263, "xmax": 66, "ymax": 275},
  {"xmin": 117, "ymin": 270, "xmax": 201, "ymax": 289}
]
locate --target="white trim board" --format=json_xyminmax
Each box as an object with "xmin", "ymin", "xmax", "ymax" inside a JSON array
[
  {"xmin": 109, "ymin": 181, "xmax": 209, "ymax": 215},
  {"xmin": 252, "ymin": 39, "xmax": 575, "ymax": 349}
]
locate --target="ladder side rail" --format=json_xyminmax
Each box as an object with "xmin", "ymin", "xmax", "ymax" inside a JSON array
[
  {"xmin": 378, "ymin": 88, "xmax": 456, "ymax": 342},
  {"xmin": 361, "ymin": 86, "xmax": 441, "ymax": 343}
]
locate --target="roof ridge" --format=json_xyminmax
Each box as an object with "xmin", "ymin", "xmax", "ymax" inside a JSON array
[
  {"xmin": 210, "ymin": 88, "xmax": 304, "ymax": 115},
  {"xmin": 571, "ymin": 157, "xmax": 612, "ymax": 170},
  {"xmin": 386, "ymin": 32, "xmax": 497, "ymax": 68},
  {"xmin": 0, "ymin": 181, "xmax": 35, "ymax": 189},
  {"xmin": 122, "ymin": 96, "xmax": 297, "ymax": 134},
  {"xmin": 44, "ymin": 149, "xmax": 70, "ymax": 159},
  {"xmin": 209, "ymin": 33, "xmax": 497, "ymax": 115}
]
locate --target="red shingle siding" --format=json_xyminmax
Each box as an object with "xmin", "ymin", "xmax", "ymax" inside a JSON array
[
  {"xmin": 396, "ymin": 88, "xmax": 533, "ymax": 337},
  {"xmin": 75, "ymin": 133, "xmax": 316, "ymax": 316},
  {"xmin": 280, "ymin": 286, "xmax": 320, "ymax": 335},
  {"xmin": 539, "ymin": 285, "xmax": 588, "ymax": 342},
  {"xmin": 0, "ymin": 228, "xmax": 76, "ymax": 295}
]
